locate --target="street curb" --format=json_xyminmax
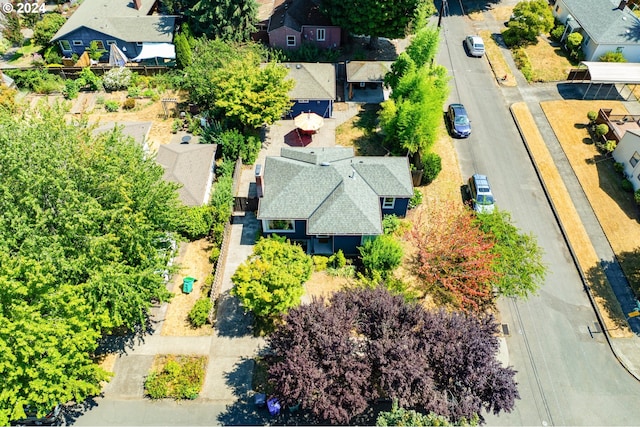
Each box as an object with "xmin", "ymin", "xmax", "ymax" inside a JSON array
[{"xmin": 508, "ymin": 102, "xmax": 640, "ymax": 383}]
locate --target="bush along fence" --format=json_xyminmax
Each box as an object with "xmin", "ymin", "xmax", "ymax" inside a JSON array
[{"xmin": 207, "ymin": 158, "xmax": 243, "ymax": 324}]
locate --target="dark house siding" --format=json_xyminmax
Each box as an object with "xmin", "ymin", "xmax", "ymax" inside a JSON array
[
  {"xmin": 381, "ymin": 198, "xmax": 410, "ymax": 218},
  {"xmin": 334, "ymin": 235, "xmax": 363, "ymax": 256},
  {"xmin": 290, "ymin": 100, "xmax": 332, "ymax": 118},
  {"xmin": 58, "ymin": 27, "xmax": 142, "ymax": 60}
]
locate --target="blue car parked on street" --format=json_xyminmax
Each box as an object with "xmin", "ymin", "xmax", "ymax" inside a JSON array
[{"xmin": 447, "ymin": 103, "xmax": 471, "ymax": 138}]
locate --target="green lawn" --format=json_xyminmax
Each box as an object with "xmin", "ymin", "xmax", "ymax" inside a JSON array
[{"xmin": 8, "ymin": 39, "xmax": 43, "ymax": 66}]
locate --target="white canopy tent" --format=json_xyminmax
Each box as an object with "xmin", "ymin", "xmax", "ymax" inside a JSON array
[
  {"xmin": 108, "ymin": 44, "xmax": 128, "ymax": 67},
  {"xmin": 131, "ymin": 43, "xmax": 176, "ymax": 62}
]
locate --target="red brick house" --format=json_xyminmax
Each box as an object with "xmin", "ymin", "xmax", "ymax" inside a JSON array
[{"xmin": 267, "ymin": 0, "xmax": 341, "ymax": 50}]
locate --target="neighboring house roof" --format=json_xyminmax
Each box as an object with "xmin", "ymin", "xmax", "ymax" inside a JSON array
[
  {"xmin": 561, "ymin": 0, "xmax": 640, "ymax": 44},
  {"xmin": 346, "ymin": 61, "xmax": 394, "ymax": 83},
  {"xmin": 258, "ymin": 147, "xmax": 413, "ymax": 235},
  {"xmin": 51, "ymin": 0, "xmax": 175, "ymax": 43},
  {"xmin": 283, "ymin": 63, "xmax": 335, "ymax": 100},
  {"xmin": 92, "ymin": 121, "xmax": 153, "ymax": 149},
  {"xmin": 156, "ymin": 143, "xmax": 217, "ymax": 206},
  {"xmin": 268, "ymin": 0, "xmax": 333, "ymax": 32}
]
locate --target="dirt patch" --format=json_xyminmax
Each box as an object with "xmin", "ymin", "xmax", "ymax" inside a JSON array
[
  {"xmin": 489, "ymin": 5, "xmax": 514, "ymax": 23},
  {"xmin": 513, "ymin": 101, "xmax": 631, "ymax": 337},
  {"xmin": 303, "ymin": 271, "xmax": 351, "ymax": 302},
  {"xmin": 161, "ymin": 238, "xmax": 215, "ymax": 336},
  {"xmin": 468, "ymin": 10, "xmax": 485, "ymax": 21}
]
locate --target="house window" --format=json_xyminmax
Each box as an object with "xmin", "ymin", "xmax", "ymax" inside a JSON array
[
  {"xmin": 287, "ymin": 35, "xmax": 296, "ymax": 46},
  {"xmin": 106, "ymin": 40, "xmax": 116, "ymax": 45},
  {"xmin": 60, "ymin": 40, "xmax": 71, "ymax": 51},
  {"xmin": 630, "ymin": 152, "xmax": 640, "ymax": 167},
  {"xmin": 298, "ymin": 99, "xmax": 309, "ymax": 103},
  {"xmin": 382, "ymin": 197, "xmax": 395, "ymax": 209},
  {"xmin": 72, "ymin": 40, "xmax": 83, "ymax": 46},
  {"xmin": 92, "ymin": 40, "xmax": 105, "ymax": 50},
  {"xmin": 265, "ymin": 219, "xmax": 296, "ymax": 233},
  {"xmin": 317, "ymin": 28, "xmax": 326, "ymax": 41}
]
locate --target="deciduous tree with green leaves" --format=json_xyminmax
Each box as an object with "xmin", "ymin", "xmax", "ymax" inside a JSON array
[
  {"xmin": 183, "ymin": 39, "xmax": 294, "ymax": 129},
  {"xmin": 231, "ymin": 236, "xmax": 312, "ymax": 326},
  {"xmin": 503, "ymin": 0, "xmax": 554, "ymax": 46},
  {"xmin": 0, "ymin": 105, "xmax": 183, "ymax": 424},
  {"xmin": 33, "ymin": 13, "xmax": 66, "ymax": 47},
  {"xmin": 358, "ymin": 234, "xmax": 403, "ymax": 278},
  {"xmin": 320, "ymin": 0, "xmax": 435, "ymax": 48},
  {"xmin": 474, "ymin": 209, "xmax": 546, "ymax": 299}
]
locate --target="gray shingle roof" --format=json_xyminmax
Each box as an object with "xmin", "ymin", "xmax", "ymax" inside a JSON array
[
  {"xmin": 258, "ymin": 147, "xmax": 413, "ymax": 235},
  {"xmin": 346, "ymin": 61, "xmax": 394, "ymax": 83},
  {"xmin": 52, "ymin": 0, "xmax": 175, "ymax": 43},
  {"xmin": 283, "ymin": 63, "xmax": 336, "ymax": 101},
  {"xmin": 268, "ymin": 0, "xmax": 332, "ymax": 32},
  {"xmin": 562, "ymin": 0, "xmax": 640, "ymax": 44},
  {"xmin": 156, "ymin": 143, "xmax": 217, "ymax": 207}
]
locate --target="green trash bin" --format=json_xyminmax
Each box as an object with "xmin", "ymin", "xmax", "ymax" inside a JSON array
[{"xmin": 182, "ymin": 276, "xmax": 196, "ymax": 294}]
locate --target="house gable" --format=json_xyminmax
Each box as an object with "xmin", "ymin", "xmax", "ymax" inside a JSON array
[{"xmin": 267, "ymin": 0, "xmax": 340, "ymax": 49}]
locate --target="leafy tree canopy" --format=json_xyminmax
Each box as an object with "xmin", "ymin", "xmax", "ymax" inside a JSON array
[
  {"xmin": 32, "ymin": 13, "xmax": 66, "ymax": 47},
  {"xmin": 359, "ymin": 234, "xmax": 403, "ymax": 278},
  {"xmin": 268, "ymin": 286, "xmax": 519, "ymax": 424},
  {"xmin": 231, "ymin": 236, "xmax": 312, "ymax": 323},
  {"xmin": 320, "ymin": 0, "xmax": 435, "ymax": 47},
  {"xmin": 505, "ymin": 0, "xmax": 554, "ymax": 44},
  {"xmin": 183, "ymin": 39, "xmax": 293, "ymax": 129},
  {"xmin": 0, "ymin": 105, "xmax": 183, "ymax": 424},
  {"xmin": 187, "ymin": 0, "xmax": 258, "ymax": 41},
  {"xmin": 474, "ymin": 209, "xmax": 546, "ymax": 299}
]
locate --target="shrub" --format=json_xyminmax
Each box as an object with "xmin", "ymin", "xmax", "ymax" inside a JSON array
[
  {"xmin": 595, "ymin": 123, "xmax": 609, "ymax": 138},
  {"xmin": 502, "ymin": 27, "xmax": 521, "ymax": 48},
  {"xmin": 202, "ymin": 274, "xmax": 214, "ymax": 297},
  {"xmin": 328, "ymin": 250, "xmax": 346, "ymax": 269},
  {"xmin": 217, "ymin": 129, "xmax": 262, "ymax": 164},
  {"xmin": 5, "ymin": 69, "xmax": 64, "ymax": 93},
  {"xmin": 211, "ymin": 175, "xmax": 234, "ymax": 213},
  {"xmin": 513, "ymin": 47, "xmax": 533, "ymax": 81},
  {"xmin": 102, "ymin": 67, "xmax": 133, "ymax": 91},
  {"xmin": 0, "ymin": 37, "xmax": 11, "ymax": 55},
  {"xmin": 604, "ymin": 140, "xmax": 616, "ymax": 154},
  {"xmin": 2, "ymin": 12, "xmax": 23, "ymax": 45},
  {"xmin": 44, "ymin": 45, "xmax": 62, "ymax": 65},
  {"xmin": 550, "ymin": 25, "xmax": 565, "ymax": 41},
  {"xmin": 587, "ymin": 111, "xmax": 597, "ymax": 124},
  {"xmin": 409, "ymin": 188, "xmax": 423, "ymax": 209},
  {"xmin": 77, "ymin": 67, "xmax": 102, "ymax": 91},
  {"xmin": 174, "ymin": 32, "xmax": 192, "ymax": 68},
  {"xmin": 382, "ymin": 215, "xmax": 401, "ymax": 235},
  {"xmin": 635, "ymin": 189, "xmax": 640, "ymax": 205},
  {"xmin": 599, "ymin": 51, "xmax": 626, "ymax": 63},
  {"xmin": 122, "ymin": 97, "xmax": 136, "ymax": 110},
  {"xmin": 86, "ymin": 40, "xmax": 107, "ymax": 61},
  {"xmin": 566, "ymin": 32, "xmax": 583, "ymax": 60},
  {"xmin": 421, "ymin": 152, "xmax": 442, "ymax": 184},
  {"xmin": 104, "ymin": 100, "xmax": 119, "ymax": 112},
  {"xmin": 209, "ymin": 246, "xmax": 221, "ymax": 264},
  {"xmin": 63, "ymin": 79, "xmax": 79, "ymax": 99},
  {"xmin": 178, "ymin": 205, "xmax": 216, "ymax": 240},
  {"xmin": 358, "ymin": 235, "xmax": 404, "ymax": 277},
  {"xmin": 622, "ymin": 178, "xmax": 634, "ymax": 193},
  {"xmin": 33, "ymin": 13, "xmax": 66, "ymax": 46},
  {"xmin": 128, "ymin": 85, "xmax": 141, "ymax": 97},
  {"xmin": 614, "ymin": 162, "xmax": 625, "ymax": 176},
  {"xmin": 312, "ymin": 255, "xmax": 329, "ymax": 271},
  {"xmin": 144, "ymin": 356, "xmax": 206, "ymax": 400},
  {"xmin": 188, "ymin": 298, "xmax": 212, "ymax": 327}
]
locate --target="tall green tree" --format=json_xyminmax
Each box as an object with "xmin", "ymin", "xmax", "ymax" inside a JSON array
[
  {"xmin": 0, "ymin": 105, "xmax": 183, "ymax": 424},
  {"xmin": 321, "ymin": 0, "xmax": 435, "ymax": 47},
  {"xmin": 183, "ymin": 39, "xmax": 293, "ymax": 129},
  {"xmin": 474, "ymin": 209, "xmax": 546, "ymax": 299},
  {"xmin": 503, "ymin": 0, "xmax": 554, "ymax": 45},
  {"xmin": 32, "ymin": 13, "xmax": 66, "ymax": 47},
  {"xmin": 231, "ymin": 236, "xmax": 312, "ymax": 325},
  {"xmin": 187, "ymin": 0, "xmax": 258, "ymax": 41}
]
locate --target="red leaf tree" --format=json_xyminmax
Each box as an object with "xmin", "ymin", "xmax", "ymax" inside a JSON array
[{"xmin": 409, "ymin": 202, "xmax": 501, "ymax": 311}]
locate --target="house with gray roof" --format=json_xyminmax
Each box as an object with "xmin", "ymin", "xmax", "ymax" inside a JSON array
[
  {"xmin": 552, "ymin": 0, "xmax": 640, "ymax": 62},
  {"xmin": 282, "ymin": 62, "xmax": 335, "ymax": 118},
  {"xmin": 51, "ymin": 0, "xmax": 176, "ymax": 64},
  {"xmin": 156, "ymin": 142, "xmax": 217, "ymax": 206},
  {"xmin": 256, "ymin": 147, "xmax": 413, "ymax": 255}
]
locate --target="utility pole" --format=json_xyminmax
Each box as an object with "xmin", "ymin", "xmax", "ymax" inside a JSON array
[{"xmin": 437, "ymin": 0, "xmax": 448, "ymax": 28}]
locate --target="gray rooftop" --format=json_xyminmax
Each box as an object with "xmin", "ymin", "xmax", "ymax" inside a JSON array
[
  {"xmin": 156, "ymin": 143, "xmax": 217, "ymax": 207},
  {"xmin": 52, "ymin": 0, "xmax": 175, "ymax": 43},
  {"xmin": 91, "ymin": 121, "xmax": 152, "ymax": 148},
  {"xmin": 346, "ymin": 61, "xmax": 394, "ymax": 83},
  {"xmin": 562, "ymin": 0, "xmax": 640, "ymax": 44},
  {"xmin": 258, "ymin": 147, "xmax": 413, "ymax": 235},
  {"xmin": 283, "ymin": 63, "xmax": 336, "ymax": 101}
]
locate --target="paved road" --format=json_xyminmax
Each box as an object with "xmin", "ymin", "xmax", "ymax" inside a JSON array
[{"xmin": 438, "ymin": 1, "xmax": 640, "ymax": 425}]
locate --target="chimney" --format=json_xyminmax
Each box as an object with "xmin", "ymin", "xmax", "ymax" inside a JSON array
[
  {"xmin": 134, "ymin": 0, "xmax": 142, "ymax": 10},
  {"xmin": 255, "ymin": 164, "xmax": 263, "ymax": 198},
  {"xmin": 619, "ymin": 0, "xmax": 627, "ymax": 10}
]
